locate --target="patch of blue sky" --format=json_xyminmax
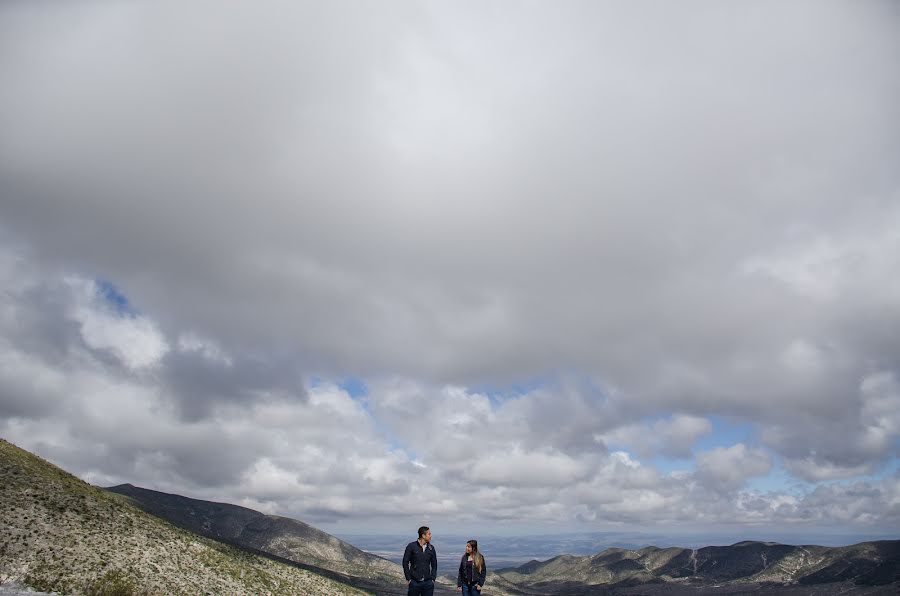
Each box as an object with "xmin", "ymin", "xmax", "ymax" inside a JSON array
[
  {"xmin": 572, "ymin": 374, "xmax": 612, "ymax": 404},
  {"xmin": 607, "ymin": 415, "xmax": 775, "ymax": 480},
  {"xmin": 95, "ymin": 279, "xmax": 137, "ymax": 317},
  {"xmin": 307, "ymin": 376, "xmax": 409, "ymax": 453},
  {"xmin": 607, "ymin": 415, "xmax": 758, "ymax": 458},
  {"xmin": 693, "ymin": 415, "xmax": 759, "ymax": 452},
  {"xmin": 370, "ymin": 416, "xmax": 415, "ymax": 461},
  {"xmin": 863, "ymin": 455, "xmax": 900, "ymax": 482},
  {"xmin": 646, "ymin": 455, "xmax": 695, "ymax": 476},
  {"xmin": 360, "ymin": 407, "xmax": 407, "ymax": 452},
  {"xmin": 748, "ymin": 456, "xmax": 900, "ymax": 496},
  {"xmin": 468, "ymin": 376, "xmax": 552, "ymax": 405},
  {"xmin": 338, "ymin": 377, "xmax": 368, "ymax": 398},
  {"xmin": 745, "ymin": 457, "xmax": 800, "ymax": 494},
  {"xmin": 308, "ymin": 376, "xmax": 368, "ymax": 399},
  {"xmin": 469, "ymin": 373, "xmax": 609, "ymax": 406}
]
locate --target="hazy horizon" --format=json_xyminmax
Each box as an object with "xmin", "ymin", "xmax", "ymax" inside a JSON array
[
  {"xmin": 338, "ymin": 530, "xmax": 900, "ymax": 568},
  {"xmin": 2, "ymin": 1, "xmax": 899, "ymax": 541}
]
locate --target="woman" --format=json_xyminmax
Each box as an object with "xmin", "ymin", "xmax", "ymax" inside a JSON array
[{"xmin": 457, "ymin": 539, "xmax": 486, "ymax": 595}]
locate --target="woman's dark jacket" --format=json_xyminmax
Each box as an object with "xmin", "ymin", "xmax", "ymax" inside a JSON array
[{"xmin": 457, "ymin": 554, "xmax": 487, "ymax": 588}]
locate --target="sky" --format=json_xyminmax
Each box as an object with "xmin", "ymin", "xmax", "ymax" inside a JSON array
[{"xmin": 1, "ymin": 1, "xmax": 899, "ymax": 544}]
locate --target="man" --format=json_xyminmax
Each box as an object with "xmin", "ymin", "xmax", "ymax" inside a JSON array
[{"xmin": 402, "ymin": 526, "xmax": 437, "ymax": 596}]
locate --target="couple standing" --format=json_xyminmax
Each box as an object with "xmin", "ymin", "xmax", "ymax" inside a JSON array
[{"xmin": 402, "ymin": 526, "xmax": 487, "ymax": 596}]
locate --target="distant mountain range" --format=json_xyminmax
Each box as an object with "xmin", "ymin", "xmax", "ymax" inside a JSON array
[
  {"xmin": 495, "ymin": 541, "xmax": 900, "ymax": 594},
  {"xmin": 1, "ymin": 438, "xmax": 898, "ymax": 595}
]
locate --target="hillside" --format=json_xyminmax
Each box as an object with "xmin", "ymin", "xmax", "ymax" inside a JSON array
[
  {"xmin": 496, "ymin": 541, "xmax": 900, "ymax": 594},
  {"xmin": 0, "ymin": 438, "xmax": 366, "ymax": 595},
  {"xmin": 105, "ymin": 483, "xmax": 409, "ymax": 594}
]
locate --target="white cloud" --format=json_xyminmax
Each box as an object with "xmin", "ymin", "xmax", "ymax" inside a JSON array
[
  {"xmin": 601, "ymin": 415, "xmax": 713, "ymax": 459},
  {"xmin": 696, "ymin": 444, "xmax": 772, "ymax": 492},
  {"xmin": 177, "ymin": 332, "xmax": 232, "ymax": 366},
  {"xmin": 762, "ymin": 370, "xmax": 900, "ymax": 483},
  {"xmin": 860, "ymin": 372, "xmax": 900, "ymax": 444},
  {"xmin": 781, "ymin": 458, "xmax": 876, "ymax": 484},
  {"xmin": 468, "ymin": 448, "xmax": 594, "ymax": 488},
  {"xmin": 67, "ymin": 278, "xmax": 169, "ymax": 371}
]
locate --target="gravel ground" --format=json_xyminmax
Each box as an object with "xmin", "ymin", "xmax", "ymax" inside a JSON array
[{"xmin": 0, "ymin": 583, "xmax": 54, "ymax": 595}]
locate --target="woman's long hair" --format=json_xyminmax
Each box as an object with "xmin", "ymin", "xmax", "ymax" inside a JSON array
[{"xmin": 467, "ymin": 539, "xmax": 485, "ymax": 572}]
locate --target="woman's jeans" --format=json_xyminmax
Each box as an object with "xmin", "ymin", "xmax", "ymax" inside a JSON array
[{"xmin": 460, "ymin": 584, "xmax": 480, "ymax": 596}]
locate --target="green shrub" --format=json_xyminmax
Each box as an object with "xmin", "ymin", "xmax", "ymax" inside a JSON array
[{"xmin": 86, "ymin": 569, "xmax": 138, "ymax": 596}]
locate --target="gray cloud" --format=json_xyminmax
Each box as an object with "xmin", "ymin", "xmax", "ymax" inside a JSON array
[
  {"xmin": 1, "ymin": 0, "xmax": 899, "ymax": 536},
  {"xmin": 160, "ymin": 345, "xmax": 308, "ymax": 421}
]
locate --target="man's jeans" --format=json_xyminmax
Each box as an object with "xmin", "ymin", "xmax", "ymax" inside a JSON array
[
  {"xmin": 407, "ymin": 578, "xmax": 434, "ymax": 596},
  {"xmin": 460, "ymin": 583, "xmax": 481, "ymax": 596}
]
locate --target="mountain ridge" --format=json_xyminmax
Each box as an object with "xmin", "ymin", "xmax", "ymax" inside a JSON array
[
  {"xmin": 104, "ymin": 483, "xmax": 413, "ymax": 595},
  {"xmin": 496, "ymin": 539, "xmax": 900, "ymax": 594},
  {"xmin": 0, "ymin": 438, "xmax": 366, "ymax": 595}
]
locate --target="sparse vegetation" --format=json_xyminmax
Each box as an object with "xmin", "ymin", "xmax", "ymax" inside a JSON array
[
  {"xmin": 85, "ymin": 570, "xmax": 138, "ymax": 596},
  {"xmin": 0, "ymin": 438, "xmax": 368, "ymax": 595},
  {"xmin": 107, "ymin": 483, "xmax": 411, "ymax": 593}
]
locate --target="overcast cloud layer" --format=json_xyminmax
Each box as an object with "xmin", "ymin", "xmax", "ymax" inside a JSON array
[{"xmin": 1, "ymin": 1, "xmax": 899, "ymax": 540}]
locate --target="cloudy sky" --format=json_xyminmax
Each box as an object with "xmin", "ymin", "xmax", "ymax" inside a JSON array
[{"xmin": 1, "ymin": 1, "xmax": 899, "ymax": 543}]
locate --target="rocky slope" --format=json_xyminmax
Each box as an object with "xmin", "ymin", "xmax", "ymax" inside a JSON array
[
  {"xmin": 0, "ymin": 439, "xmax": 366, "ymax": 595},
  {"xmin": 105, "ymin": 483, "xmax": 411, "ymax": 594},
  {"xmin": 496, "ymin": 540, "xmax": 900, "ymax": 594},
  {"xmin": 102, "ymin": 485, "xmax": 518, "ymax": 595},
  {"xmin": 104, "ymin": 485, "xmax": 523, "ymax": 595}
]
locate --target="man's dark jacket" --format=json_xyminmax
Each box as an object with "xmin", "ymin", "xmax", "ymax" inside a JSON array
[{"xmin": 403, "ymin": 540, "xmax": 437, "ymax": 582}]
